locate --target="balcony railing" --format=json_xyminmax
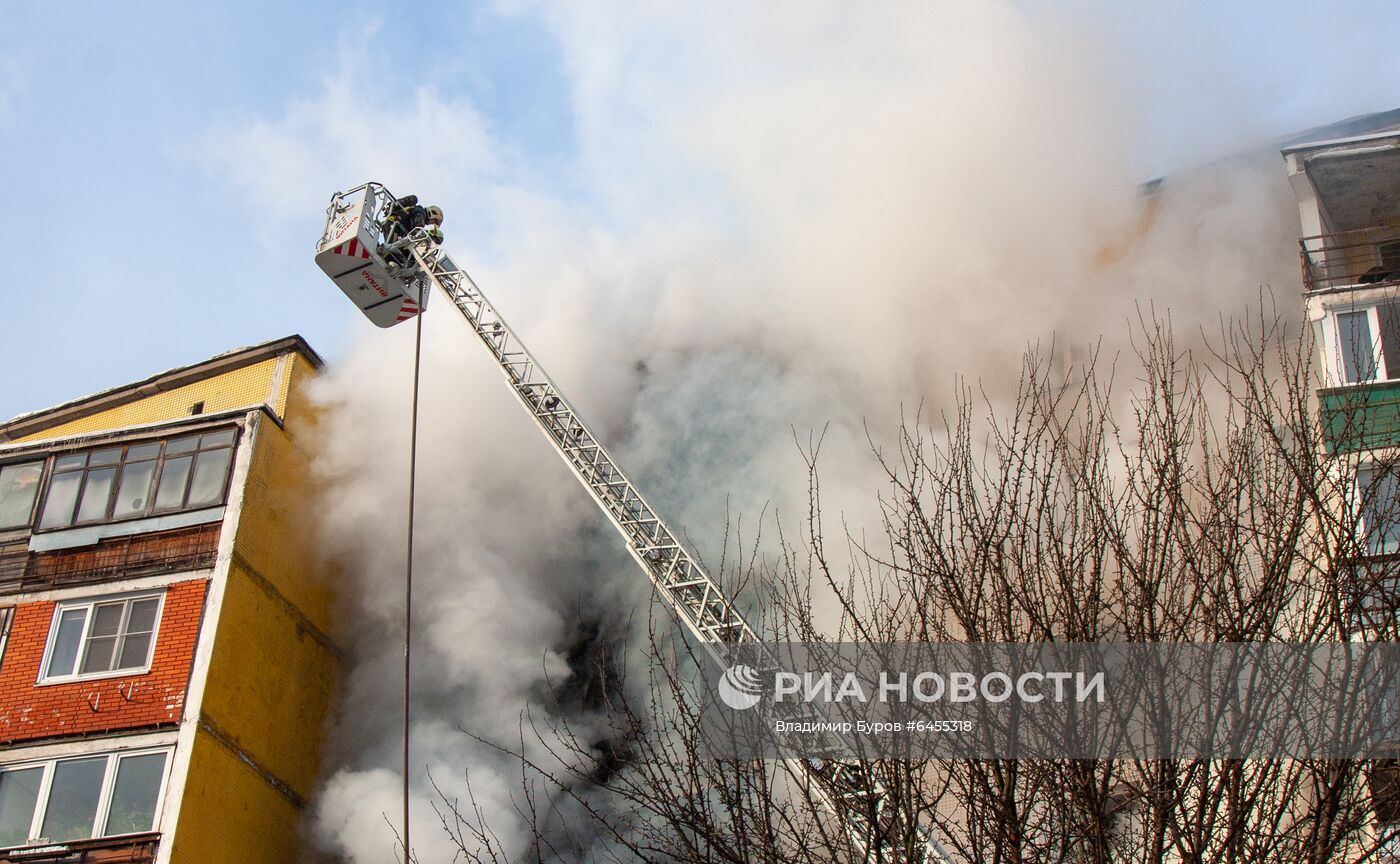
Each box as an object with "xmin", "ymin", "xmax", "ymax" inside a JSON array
[
  {"xmin": 1301, "ymin": 227, "xmax": 1400, "ymax": 294},
  {"xmin": 0, "ymin": 833, "xmax": 159, "ymax": 863},
  {"xmin": 0, "ymin": 524, "xmax": 219, "ymax": 594},
  {"xmin": 0, "ymin": 543, "xmax": 25, "ymax": 586}
]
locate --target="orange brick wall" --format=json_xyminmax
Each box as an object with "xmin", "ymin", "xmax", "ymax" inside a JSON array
[{"xmin": 0, "ymin": 580, "xmax": 207, "ymax": 744}]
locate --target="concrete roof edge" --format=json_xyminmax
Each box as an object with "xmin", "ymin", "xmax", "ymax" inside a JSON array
[
  {"xmin": 1279, "ymin": 108, "xmax": 1400, "ymax": 154},
  {"xmin": 0, "ymin": 334, "xmax": 324, "ymax": 443},
  {"xmin": 1281, "ymin": 128, "xmax": 1400, "ymax": 156}
]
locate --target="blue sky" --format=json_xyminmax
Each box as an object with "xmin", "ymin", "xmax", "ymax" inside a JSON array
[{"xmin": 1, "ymin": 1, "xmax": 1398, "ymax": 422}]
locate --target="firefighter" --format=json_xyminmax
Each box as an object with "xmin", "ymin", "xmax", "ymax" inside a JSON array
[
  {"xmin": 385, "ymin": 195, "xmax": 427, "ymax": 244},
  {"xmin": 382, "ymin": 195, "xmax": 428, "ymax": 271},
  {"xmin": 425, "ymin": 205, "xmax": 445, "ymax": 245}
]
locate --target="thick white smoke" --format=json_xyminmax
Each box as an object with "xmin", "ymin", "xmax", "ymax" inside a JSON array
[{"xmin": 208, "ymin": 4, "xmax": 1309, "ymax": 861}]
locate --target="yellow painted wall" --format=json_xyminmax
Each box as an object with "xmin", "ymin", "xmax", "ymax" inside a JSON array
[
  {"xmin": 192, "ymin": 558, "xmax": 337, "ymax": 798},
  {"xmin": 13, "ymin": 357, "xmax": 287, "ymax": 443},
  {"xmin": 225, "ymin": 354, "xmax": 335, "ymax": 633},
  {"xmin": 169, "ymin": 350, "xmax": 340, "ymax": 864},
  {"xmin": 163, "ymin": 730, "xmax": 304, "ymax": 864}
]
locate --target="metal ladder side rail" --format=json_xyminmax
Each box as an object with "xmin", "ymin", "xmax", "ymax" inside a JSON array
[
  {"xmin": 403, "ymin": 231, "xmax": 957, "ymax": 864},
  {"xmin": 408, "ymin": 239, "xmax": 755, "ymax": 649}
]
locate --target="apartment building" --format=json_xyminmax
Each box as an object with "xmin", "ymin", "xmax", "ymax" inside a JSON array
[
  {"xmin": 1285, "ymin": 111, "xmax": 1400, "ymax": 616},
  {"xmin": 1284, "ymin": 109, "xmax": 1400, "ymax": 854},
  {"xmin": 0, "ymin": 336, "xmax": 338, "ymax": 863}
]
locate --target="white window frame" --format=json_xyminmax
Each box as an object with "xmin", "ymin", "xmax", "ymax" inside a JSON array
[
  {"xmin": 1331, "ymin": 306, "xmax": 1388, "ymax": 385},
  {"xmin": 0, "ymin": 460, "xmax": 44, "ymax": 532},
  {"xmin": 1358, "ymin": 464, "xmax": 1400, "ymax": 557},
  {"xmin": 0, "ymin": 607, "xmax": 13, "ymax": 673},
  {"xmin": 1377, "ymin": 822, "xmax": 1400, "ymax": 861},
  {"xmin": 0, "ymin": 747, "xmax": 171, "ymax": 849},
  {"xmin": 37, "ymin": 592, "xmax": 165, "ymax": 686}
]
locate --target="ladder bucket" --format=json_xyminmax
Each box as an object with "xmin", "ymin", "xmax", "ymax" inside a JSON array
[{"xmin": 315, "ymin": 186, "xmax": 426, "ymax": 328}]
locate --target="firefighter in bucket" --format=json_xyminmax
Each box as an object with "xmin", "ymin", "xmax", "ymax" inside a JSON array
[
  {"xmin": 315, "ymin": 183, "xmax": 437, "ymax": 328},
  {"xmin": 382, "ymin": 196, "xmax": 445, "ymax": 272}
]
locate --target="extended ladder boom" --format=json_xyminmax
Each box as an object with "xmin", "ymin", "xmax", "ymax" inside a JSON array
[
  {"xmin": 407, "ymin": 244, "xmax": 757, "ymax": 654},
  {"xmin": 319, "ymin": 183, "xmax": 953, "ymax": 863}
]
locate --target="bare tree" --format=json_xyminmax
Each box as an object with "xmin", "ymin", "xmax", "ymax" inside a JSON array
[{"xmin": 439, "ymin": 305, "xmax": 1400, "ymax": 864}]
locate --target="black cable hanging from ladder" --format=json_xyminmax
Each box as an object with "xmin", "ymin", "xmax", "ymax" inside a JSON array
[{"xmin": 402, "ymin": 290, "xmax": 425, "ymax": 864}]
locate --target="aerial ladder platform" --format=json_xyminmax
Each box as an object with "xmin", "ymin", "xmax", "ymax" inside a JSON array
[{"xmin": 315, "ymin": 182, "xmax": 955, "ymax": 864}]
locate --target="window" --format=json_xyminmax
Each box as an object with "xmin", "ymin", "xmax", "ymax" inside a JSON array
[
  {"xmin": 37, "ymin": 429, "xmax": 236, "ymax": 531},
  {"xmin": 1359, "ymin": 466, "xmax": 1400, "ymax": 556},
  {"xmin": 1380, "ymin": 239, "xmax": 1400, "ymax": 272},
  {"xmin": 0, "ymin": 462, "xmax": 43, "ymax": 531},
  {"xmin": 1372, "ymin": 762, "xmax": 1400, "ymax": 852},
  {"xmin": 40, "ymin": 594, "xmax": 162, "ymax": 684},
  {"xmin": 1335, "ymin": 303, "xmax": 1400, "ymax": 384},
  {"xmin": 0, "ymin": 749, "xmax": 168, "ymax": 847},
  {"xmin": 0, "ymin": 609, "xmax": 13, "ymax": 673}
]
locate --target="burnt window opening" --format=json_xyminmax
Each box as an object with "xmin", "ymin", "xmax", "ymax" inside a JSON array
[{"xmin": 555, "ymin": 616, "xmax": 635, "ymax": 784}]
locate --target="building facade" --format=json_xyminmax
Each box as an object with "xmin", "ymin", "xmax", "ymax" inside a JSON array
[
  {"xmin": 0, "ymin": 336, "xmax": 338, "ymax": 863},
  {"xmin": 1285, "ymin": 114, "xmax": 1400, "ymax": 614},
  {"xmin": 1284, "ymin": 111, "xmax": 1400, "ymax": 854}
]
